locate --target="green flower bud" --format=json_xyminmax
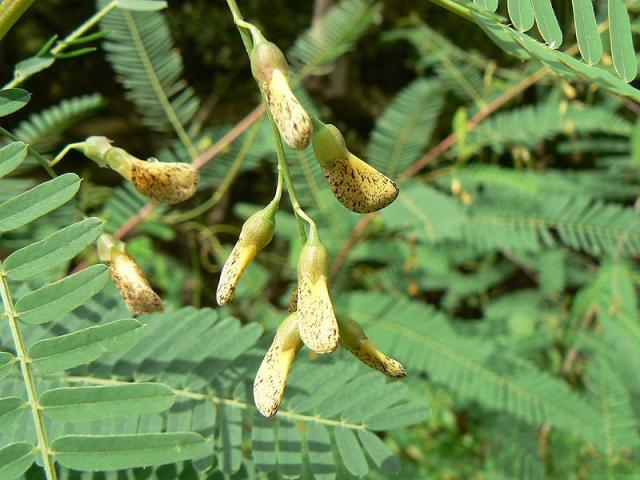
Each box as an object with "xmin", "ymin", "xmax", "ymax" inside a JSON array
[
  {"xmin": 296, "ymin": 229, "xmax": 338, "ymax": 354},
  {"xmin": 253, "ymin": 313, "xmax": 303, "ymax": 417},
  {"xmin": 216, "ymin": 205, "xmax": 276, "ymax": 305},
  {"xmin": 311, "ymin": 121, "xmax": 399, "ymax": 213}
]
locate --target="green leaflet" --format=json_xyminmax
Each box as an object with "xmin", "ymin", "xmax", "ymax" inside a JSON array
[
  {"xmin": 51, "ymin": 432, "xmax": 211, "ymax": 471},
  {"xmin": 0, "ymin": 142, "xmax": 27, "ymax": 178},
  {"xmin": 41, "ymin": 383, "xmax": 175, "ymax": 422},
  {"xmin": 15, "ymin": 264, "xmax": 109, "ymax": 324},
  {"xmin": 0, "ymin": 353, "xmax": 16, "ymax": 382},
  {"xmin": 335, "ymin": 427, "xmax": 369, "ymax": 477},
  {"xmin": 30, "ymin": 318, "xmax": 144, "ymax": 373},
  {"xmin": 0, "ymin": 89, "xmax": 30, "ymax": 117},
  {"xmin": 571, "ymin": 0, "xmax": 602, "ymax": 65},
  {"xmin": 114, "ymin": 0, "xmax": 168, "ymax": 11},
  {"xmin": 4, "ymin": 217, "xmax": 104, "ymax": 280},
  {"xmin": 530, "ymin": 0, "xmax": 563, "ymax": 47},
  {"xmin": 608, "ymin": 0, "xmax": 637, "ymax": 83},
  {"xmin": 0, "ymin": 397, "xmax": 27, "ymax": 431},
  {"xmin": 0, "ymin": 442, "xmax": 35, "ymax": 480},
  {"xmin": 507, "ymin": 0, "xmax": 534, "ymax": 32},
  {"xmin": 0, "ymin": 173, "xmax": 81, "ymax": 233}
]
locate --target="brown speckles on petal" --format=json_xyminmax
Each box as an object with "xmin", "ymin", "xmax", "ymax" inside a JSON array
[
  {"xmin": 110, "ymin": 251, "xmax": 164, "ymax": 314},
  {"xmin": 297, "ymin": 276, "xmax": 339, "ymax": 354},
  {"xmin": 130, "ymin": 160, "xmax": 199, "ymax": 204},
  {"xmin": 346, "ymin": 341, "xmax": 406, "ymax": 378},
  {"xmin": 263, "ymin": 69, "xmax": 311, "ymax": 150},
  {"xmin": 216, "ymin": 243, "xmax": 257, "ymax": 306},
  {"xmin": 322, "ymin": 153, "xmax": 399, "ymax": 213},
  {"xmin": 253, "ymin": 313, "xmax": 302, "ymax": 417}
]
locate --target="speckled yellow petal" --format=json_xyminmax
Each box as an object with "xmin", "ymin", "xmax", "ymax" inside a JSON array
[
  {"xmin": 322, "ymin": 152, "xmax": 399, "ymax": 213},
  {"xmin": 216, "ymin": 243, "xmax": 257, "ymax": 306},
  {"xmin": 297, "ymin": 276, "xmax": 339, "ymax": 354},
  {"xmin": 338, "ymin": 317, "xmax": 405, "ymax": 378},
  {"xmin": 129, "ymin": 159, "xmax": 199, "ymax": 204},
  {"xmin": 262, "ymin": 69, "xmax": 311, "ymax": 150},
  {"xmin": 110, "ymin": 250, "xmax": 164, "ymax": 314},
  {"xmin": 254, "ymin": 313, "xmax": 302, "ymax": 417}
]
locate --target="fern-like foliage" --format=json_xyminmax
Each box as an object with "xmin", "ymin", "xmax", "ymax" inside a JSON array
[
  {"xmin": 13, "ymin": 94, "xmax": 106, "ymax": 152},
  {"xmin": 98, "ymin": 1, "xmax": 199, "ymax": 152},
  {"xmin": 367, "ymin": 78, "xmax": 444, "ymax": 179},
  {"xmin": 339, "ymin": 291, "xmax": 600, "ymax": 441},
  {"xmin": 289, "ymin": 0, "xmax": 382, "ymax": 76},
  {"xmin": 0, "ymin": 287, "xmax": 427, "ymax": 478}
]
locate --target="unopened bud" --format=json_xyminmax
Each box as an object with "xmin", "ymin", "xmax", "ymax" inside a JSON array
[
  {"xmin": 338, "ymin": 317, "xmax": 406, "ymax": 378},
  {"xmin": 75, "ymin": 137, "xmax": 199, "ymax": 204},
  {"xmin": 216, "ymin": 205, "xmax": 276, "ymax": 305},
  {"xmin": 311, "ymin": 122, "xmax": 399, "ymax": 213},
  {"xmin": 253, "ymin": 313, "xmax": 303, "ymax": 417},
  {"xmin": 250, "ymin": 38, "xmax": 311, "ymax": 150},
  {"xmin": 296, "ymin": 230, "xmax": 338, "ymax": 354},
  {"xmin": 97, "ymin": 234, "xmax": 164, "ymax": 314}
]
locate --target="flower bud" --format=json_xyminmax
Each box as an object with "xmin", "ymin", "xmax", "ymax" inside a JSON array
[
  {"xmin": 216, "ymin": 205, "xmax": 276, "ymax": 306},
  {"xmin": 253, "ymin": 313, "xmax": 303, "ymax": 417},
  {"xmin": 296, "ymin": 230, "xmax": 338, "ymax": 354},
  {"xmin": 338, "ymin": 317, "xmax": 406, "ymax": 378},
  {"xmin": 250, "ymin": 38, "xmax": 311, "ymax": 150},
  {"xmin": 97, "ymin": 234, "xmax": 164, "ymax": 314},
  {"xmin": 311, "ymin": 122, "xmax": 399, "ymax": 213},
  {"xmin": 75, "ymin": 137, "xmax": 199, "ymax": 204}
]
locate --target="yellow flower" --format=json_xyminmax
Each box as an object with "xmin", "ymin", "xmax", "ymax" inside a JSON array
[
  {"xmin": 97, "ymin": 235, "xmax": 163, "ymax": 314},
  {"xmin": 338, "ymin": 317, "xmax": 406, "ymax": 378},
  {"xmin": 311, "ymin": 121, "xmax": 399, "ymax": 213},
  {"xmin": 253, "ymin": 313, "xmax": 303, "ymax": 417},
  {"xmin": 216, "ymin": 206, "xmax": 276, "ymax": 306},
  {"xmin": 296, "ymin": 230, "xmax": 339, "ymax": 354},
  {"xmin": 78, "ymin": 136, "xmax": 199, "ymax": 204},
  {"xmin": 250, "ymin": 39, "xmax": 311, "ymax": 150}
]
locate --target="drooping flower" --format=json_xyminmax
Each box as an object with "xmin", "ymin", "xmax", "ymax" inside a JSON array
[
  {"xmin": 311, "ymin": 120, "xmax": 399, "ymax": 213},
  {"xmin": 296, "ymin": 228, "xmax": 339, "ymax": 354},
  {"xmin": 77, "ymin": 136, "xmax": 199, "ymax": 204},
  {"xmin": 250, "ymin": 35, "xmax": 312, "ymax": 150},
  {"xmin": 253, "ymin": 313, "xmax": 303, "ymax": 417},
  {"xmin": 216, "ymin": 204, "xmax": 276, "ymax": 305},
  {"xmin": 338, "ymin": 316, "xmax": 406, "ymax": 378},
  {"xmin": 97, "ymin": 234, "xmax": 163, "ymax": 314}
]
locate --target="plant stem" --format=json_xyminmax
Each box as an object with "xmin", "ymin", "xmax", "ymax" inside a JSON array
[
  {"xmin": 0, "ymin": 0, "xmax": 35, "ymax": 41},
  {"xmin": 3, "ymin": 0, "xmax": 118, "ymax": 89},
  {"xmin": 0, "ymin": 268, "xmax": 57, "ymax": 480}
]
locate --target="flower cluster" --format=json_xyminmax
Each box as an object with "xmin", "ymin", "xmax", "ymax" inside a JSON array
[{"xmin": 218, "ymin": 24, "xmax": 406, "ymax": 417}]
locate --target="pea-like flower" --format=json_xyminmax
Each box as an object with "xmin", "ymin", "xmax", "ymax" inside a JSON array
[
  {"xmin": 97, "ymin": 234, "xmax": 163, "ymax": 314},
  {"xmin": 77, "ymin": 136, "xmax": 199, "ymax": 204},
  {"xmin": 216, "ymin": 204, "xmax": 276, "ymax": 305},
  {"xmin": 296, "ymin": 229, "xmax": 339, "ymax": 354},
  {"xmin": 338, "ymin": 316, "xmax": 406, "ymax": 378},
  {"xmin": 253, "ymin": 313, "xmax": 303, "ymax": 417},
  {"xmin": 250, "ymin": 35, "xmax": 312, "ymax": 150},
  {"xmin": 311, "ymin": 121, "xmax": 399, "ymax": 213}
]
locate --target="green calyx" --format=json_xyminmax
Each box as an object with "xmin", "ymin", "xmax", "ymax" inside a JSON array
[
  {"xmin": 311, "ymin": 120, "xmax": 349, "ymax": 169},
  {"xmin": 336, "ymin": 316, "xmax": 366, "ymax": 350},
  {"xmin": 241, "ymin": 205, "xmax": 277, "ymax": 252},
  {"xmin": 250, "ymin": 37, "xmax": 288, "ymax": 83}
]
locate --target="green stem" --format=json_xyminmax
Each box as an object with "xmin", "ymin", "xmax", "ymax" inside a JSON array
[
  {"xmin": 427, "ymin": 0, "xmax": 474, "ymax": 21},
  {"xmin": 3, "ymin": 0, "xmax": 118, "ymax": 89},
  {"xmin": 0, "ymin": 268, "xmax": 57, "ymax": 480},
  {"xmin": 0, "ymin": 0, "xmax": 35, "ymax": 42},
  {"xmin": 225, "ymin": 0, "xmax": 311, "ymax": 242}
]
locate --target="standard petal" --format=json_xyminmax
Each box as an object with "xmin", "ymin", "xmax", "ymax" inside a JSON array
[
  {"xmin": 297, "ymin": 276, "xmax": 339, "ymax": 354},
  {"xmin": 110, "ymin": 251, "xmax": 164, "ymax": 314},
  {"xmin": 216, "ymin": 243, "xmax": 257, "ymax": 306},
  {"xmin": 130, "ymin": 160, "xmax": 199, "ymax": 204}
]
